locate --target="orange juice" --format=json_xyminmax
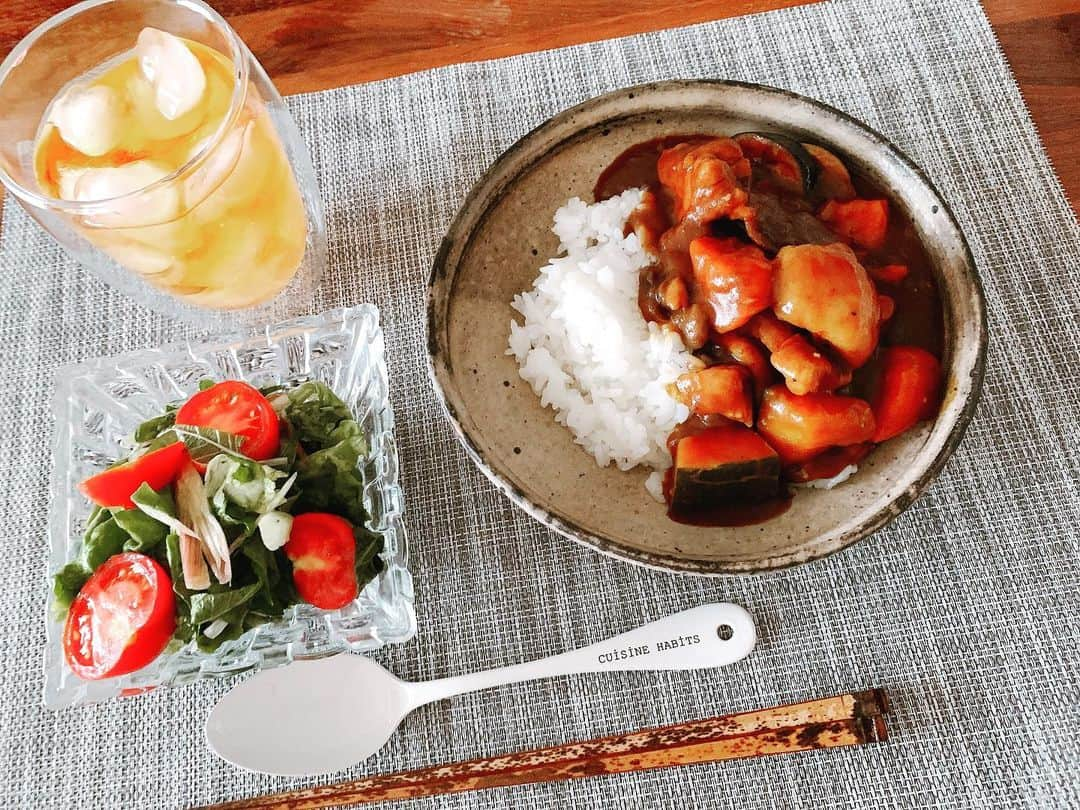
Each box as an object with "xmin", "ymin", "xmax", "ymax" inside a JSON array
[{"xmin": 33, "ymin": 29, "xmax": 308, "ymax": 310}]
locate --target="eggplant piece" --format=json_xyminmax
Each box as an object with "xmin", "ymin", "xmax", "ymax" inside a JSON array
[
  {"xmin": 742, "ymin": 191, "xmax": 837, "ymax": 251},
  {"xmin": 670, "ymin": 425, "xmax": 781, "ymax": 508},
  {"xmin": 801, "ymin": 143, "xmax": 857, "ymax": 201},
  {"xmin": 734, "ymin": 132, "xmax": 820, "ymax": 196}
]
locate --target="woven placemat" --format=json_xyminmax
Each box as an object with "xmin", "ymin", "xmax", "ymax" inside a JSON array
[{"xmin": 1, "ymin": 0, "xmax": 1078, "ymax": 807}]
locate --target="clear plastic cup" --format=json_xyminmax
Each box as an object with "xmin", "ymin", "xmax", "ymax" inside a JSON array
[{"xmin": 0, "ymin": 0, "xmax": 327, "ymax": 322}]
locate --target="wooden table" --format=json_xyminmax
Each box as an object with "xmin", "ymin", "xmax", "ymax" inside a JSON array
[{"xmin": 2, "ymin": 0, "xmax": 1077, "ymax": 212}]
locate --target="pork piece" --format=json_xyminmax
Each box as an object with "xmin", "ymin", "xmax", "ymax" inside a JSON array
[
  {"xmin": 743, "ymin": 310, "xmax": 797, "ymax": 352},
  {"xmin": 772, "ymin": 243, "xmax": 880, "ymax": 368},
  {"xmin": 743, "ymin": 311, "xmax": 851, "ymax": 395},
  {"xmin": 689, "ymin": 236, "xmax": 774, "ymax": 333},
  {"xmin": 669, "ymin": 302, "xmax": 712, "ymax": 350},
  {"xmin": 769, "ymin": 333, "xmax": 852, "ymax": 395},
  {"xmin": 756, "ymin": 384, "xmax": 876, "ymax": 465},
  {"xmin": 669, "ymin": 365, "xmax": 754, "ymax": 426},
  {"xmin": 657, "ymin": 138, "xmax": 752, "ymax": 224},
  {"xmin": 626, "ymin": 188, "xmax": 669, "ymax": 256},
  {"xmin": 733, "ymin": 132, "xmax": 817, "ymax": 196},
  {"xmin": 712, "ymin": 333, "xmax": 775, "ymax": 399}
]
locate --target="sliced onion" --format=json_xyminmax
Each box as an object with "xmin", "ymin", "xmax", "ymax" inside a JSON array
[
  {"xmin": 178, "ymin": 533, "xmax": 210, "ymax": 591},
  {"xmin": 794, "ymin": 464, "xmax": 859, "ymax": 490},
  {"xmin": 175, "ymin": 461, "xmax": 232, "ymax": 584},
  {"xmin": 203, "ymin": 619, "xmax": 229, "ymax": 640}
]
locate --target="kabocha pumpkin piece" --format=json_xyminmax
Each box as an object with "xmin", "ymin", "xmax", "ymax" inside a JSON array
[
  {"xmin": 733, "ymin": 132, "xmax": 819, "ymax": 196},
  {"xmin": 819, "ymin": 198, "xmax": 889, "ymax": 250},
  {"xmin": 773, "ymin": 242, "xmax": 880, "ymax": 368},
  {"xmin": 757, "ymin": 384, "xmax": 876, "ymax": 465},
  {"xmin": 801, "ymin": 143, "xmax": 857, "ymax": 201},
  {"xmin": 689, "ymin": 236, "xmax": 774, "ymax": 333},
  {"xmin": 669, "ymin": 365, "xmax": 754, "ymax": 426},
  {"xmin": 671, "ymin": 424, "xmax": 781, "ymax": 509}
]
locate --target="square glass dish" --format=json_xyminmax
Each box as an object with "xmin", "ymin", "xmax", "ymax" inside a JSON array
[{"xmin": 44, "ymin": 304, "xmax": 415, "ymax": 709}]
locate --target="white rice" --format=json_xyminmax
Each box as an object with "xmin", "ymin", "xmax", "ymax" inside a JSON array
[{"xmin": 507, "ymin": 189, "xmax": 700, "ymax": 497}]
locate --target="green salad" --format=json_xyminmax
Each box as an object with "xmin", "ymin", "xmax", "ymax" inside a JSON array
[{"xmin": 53, "ymin": 379, "xmax": 382, "ymax": 681}]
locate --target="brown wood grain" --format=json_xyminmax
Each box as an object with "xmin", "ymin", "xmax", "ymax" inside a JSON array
[
  {"xmin": 198, "ymin": 690, "xmax": 889, "ymax": 809},
  {"xmin": 0, "ymin": 1, "xmax": 1076, "ymax": 209}
]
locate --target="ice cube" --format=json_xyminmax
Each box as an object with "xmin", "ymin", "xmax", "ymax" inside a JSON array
[
  {"xmin": 56, "ymin": 166, "xmax": 89, "ymax": 200},
  {"xmin": 73, "ymin": 160, "xmax": 181, "ymax": 227},
  {"xmin": 182, "ymin": 120, "xmax": 246, "ymax": 213},
  {"xmin": 92, "ymin": 233, "xmax": 175, "ymax": 277},
  {"xmin": 125, "ymin": 71, "xmax": 202, "ymax": 141},
  {"xmin": 136, "ymin": 27, "xmax": 206, "ymax": 121},
  {"xmin": 188, "ymin": 117, "xmax": 274, "ymax": 223},
  {"xmin": 47, "ymin": 85, "xmax": 123, "ymax": 157}
]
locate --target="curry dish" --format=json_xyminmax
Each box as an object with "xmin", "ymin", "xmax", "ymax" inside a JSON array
[{"xmin": 594, "ymin": 133, "xmax": 944, "ymax": 526}]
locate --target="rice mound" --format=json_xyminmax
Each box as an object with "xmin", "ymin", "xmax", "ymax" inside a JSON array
[{"xmin": 507, "ymin": 189, "xmax": 699, "ymax": 496}]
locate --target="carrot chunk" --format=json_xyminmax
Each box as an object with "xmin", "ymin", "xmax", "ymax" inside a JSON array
[
  {"xmin": 869, "ymin": 346, "xmax": 942, "ymax": 442},
  {"xmin": 819, "ymin": 198, "xmax": 889, "ymax": 249}
]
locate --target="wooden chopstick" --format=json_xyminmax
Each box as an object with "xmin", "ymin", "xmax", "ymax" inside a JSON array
[{"xmin": 200, "ymin": 689, "xmax": 889, "ymax": 810}]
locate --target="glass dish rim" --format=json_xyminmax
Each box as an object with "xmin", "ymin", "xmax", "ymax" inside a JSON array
[{"xmin": 42, "ymin": 302, "xmax": 415, "ymax": 709}]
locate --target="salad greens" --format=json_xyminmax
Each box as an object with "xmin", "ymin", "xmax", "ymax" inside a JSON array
[{"xmin": 52, "ymin": 380, "xmax": 384, "ymax": 652}]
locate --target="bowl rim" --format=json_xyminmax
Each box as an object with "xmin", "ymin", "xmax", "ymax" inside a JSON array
[{"xmin": 426, "ymin": 78, "xmax": 988, "ymax": 575}]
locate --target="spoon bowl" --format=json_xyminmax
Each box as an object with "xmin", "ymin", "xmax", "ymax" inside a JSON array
[
  {"xmin": 207, "ymin": 655, "xmax": 413, "ymax": 776},
  {"xmin": 207, "ymin": 603, "xmax": 756, "ymax": 776}
]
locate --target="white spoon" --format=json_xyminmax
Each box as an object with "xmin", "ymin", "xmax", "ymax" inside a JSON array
[{"xmin": 206, "ymin": 603, "xmax": 755, "ymax": 776}]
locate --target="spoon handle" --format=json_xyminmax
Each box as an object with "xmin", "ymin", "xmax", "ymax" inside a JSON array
[{"xmin": 404, "ymin": 603, "xmax": 755, "ymax": 709}]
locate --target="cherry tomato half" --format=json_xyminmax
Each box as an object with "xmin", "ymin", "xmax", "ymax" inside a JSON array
[
  {"xmin": 176, "ymin": 381, "xmax": 280, "ymax": 461},
  {"xmin": 78, "ymin": 441, "xmax": 189, "ymax": 509},
  {"xmin": 62, "ymin": 552, "xmax": 176, "ymax": 681},
  {"xmin": 284, "ymin": 513, "xmax": 359, "ymax": 611}
]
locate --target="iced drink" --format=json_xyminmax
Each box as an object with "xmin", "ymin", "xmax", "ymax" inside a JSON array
[{"xmin": 32, "ymin": 28, "xmax": 308, "ymax": 310}]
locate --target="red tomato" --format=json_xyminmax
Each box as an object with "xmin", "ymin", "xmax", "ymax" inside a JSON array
[
  {"xmin": 62, "ymin": 553, "xmax": 176, "ymax": 681},
  {"xmin": 819, "ymin": 198, "xmax": 889, "ymax": 250},
  {"xmin": 870, "ymin": 346, "xmax": 942, "ymax": 442},
  {"xmin": 176, "ymin": 381, "xmax": 280, "ymax": 460},
  {"xmin": 285, "ymin": 513, "xmax": 359, "ymax": 610},
  {"xmin": 78, "ymin": 441, "xmax": 189, "ymax": 509}
]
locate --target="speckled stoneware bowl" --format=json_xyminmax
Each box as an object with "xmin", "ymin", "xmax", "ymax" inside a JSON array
[{"xmin": 427, "ymin": 80, "xmax": 986, "ymax": 574}]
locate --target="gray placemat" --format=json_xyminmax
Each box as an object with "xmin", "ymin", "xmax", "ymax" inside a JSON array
[{"xmin": 2, "ymin": 0, "xmax": 1078, "ymax": 807}]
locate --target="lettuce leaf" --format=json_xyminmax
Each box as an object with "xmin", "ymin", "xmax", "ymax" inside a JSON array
[
  {"xmin": 293, "ymin": 435, "xmax": 369, "ymax": 526},
  {"xmin": 190, "ymin": 583, "xmax": 262, "ymax": 626},
  {"xmin": 114, "ymin": 506, "xmax": 170, "ymax": 552},
  {"xmin": 285, "ymin": 382, "xmax": 362, "ymax": 449}
]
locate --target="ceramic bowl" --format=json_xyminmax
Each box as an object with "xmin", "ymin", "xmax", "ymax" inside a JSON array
[{"xmin": 427, "ymin": 80, "xmax": 986, "ymax": 574}]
